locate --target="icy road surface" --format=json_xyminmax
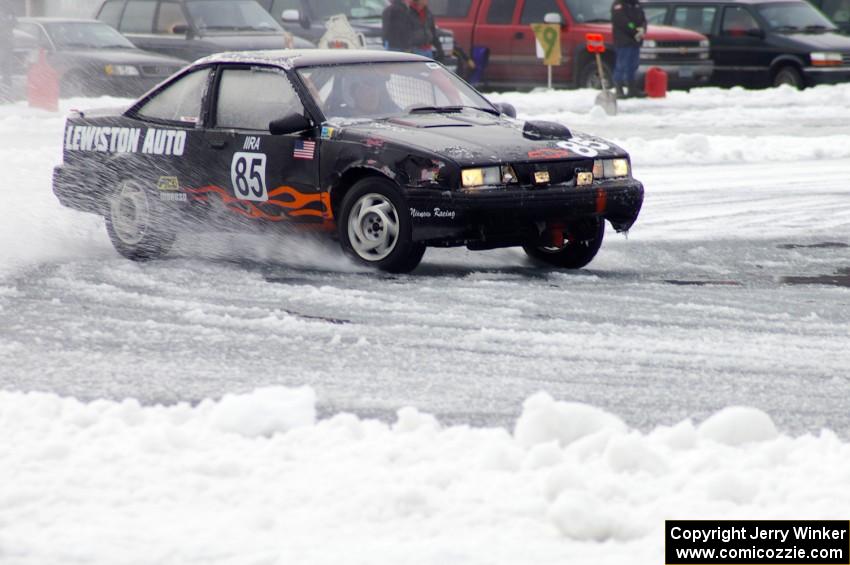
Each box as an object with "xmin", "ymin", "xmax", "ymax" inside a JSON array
[{"xmin": 1, "ymin": 85, "xmax": 849, "ymax": 436}]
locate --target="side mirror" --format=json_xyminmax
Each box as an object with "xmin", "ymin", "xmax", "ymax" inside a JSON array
[
  {"xmin": 281, "ymin": 9, "xmax": 300, "ymax": 22},
  {"xmin": 269, "ymin": 114, "xmax": 312, "ymax": 135},
  {"xmin": 172, "ymin": 23, "xmax": 191, "ymax": 36},
  {"xmin": 494, "ymin": 102, "xmax": 517, "ymax": 118},
  {"xmin": 543, "ymin": 12, "xmax": 563, "ymax": 25}
]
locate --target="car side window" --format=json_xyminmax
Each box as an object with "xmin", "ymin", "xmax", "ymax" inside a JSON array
[
  {"xmin": 520, "ymin": 0, "xmax": 562, "ymax": 24},
  {"xmin": 487, "ymin": 0, "xmax": 516, "ymax": 24},
  {"xmin": 156, "ymin": 2, "xmax": 188, "ymax": 34},
  {"xmin": 215, "ymin": 67, "xmax": 304, "ymax": 131},
  {"xmin": 120, "ymin": 0, "xmax": 157, "ymax": 33},
  {"xmin": 137, "ymin": 69, "xmax": 210, "ymax": 124},
  {"xmin": 98, "ymin": 0, "xmax": 125, "ymax": 29},
  {"xmin": 672, "ymin": 6, "xmax": 717, "ymax": 35},
  {"xmin": 720, "ymin": 6, "xmax": 760, "ymax": 36},
  {"xmin": 644, "ymin": 6, "xmax": 669, "ymax": 25}
]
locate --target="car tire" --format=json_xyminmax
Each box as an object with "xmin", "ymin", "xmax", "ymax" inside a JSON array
[
  {"xmin": 579, "ymin": 60, "xmax": 613, "ymax": 90},
  {"xmin": 523, "ymin": 217, "xmax": 605, "ymax": 269},
  {"xmin": 773, "ymin": 66, "xmax": 804, "ymax": 89},
  {"xmin": 338, "ymin": 177, "xmax": 425, "ymax": 273},
  {"xmin": 105, "ymin": 180, "xmax": 176, "ymax": 261}
]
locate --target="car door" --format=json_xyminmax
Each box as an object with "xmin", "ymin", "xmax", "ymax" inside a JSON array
[
  {"xmin": 202, "ymin": 64, "xmax": 324, "ymax": 226},
  {"xmin": 712, "ymin": 5, "xmax": 771, "ymax": 83},
  {"xmin": 471, "ymin": 0, "xmax": 519, "ymax": 83},
  {"xmin": 511, "ymin": 0, "xmax": 570, "ymax": 84}
]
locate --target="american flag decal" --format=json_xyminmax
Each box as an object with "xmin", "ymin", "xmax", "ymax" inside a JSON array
[{"xmin": 293, "ymin": 140, "xmax": 316, "ymax": 160}]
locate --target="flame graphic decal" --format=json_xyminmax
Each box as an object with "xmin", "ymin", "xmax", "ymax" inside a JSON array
[{"xmin": 184, "ymin": 185, "xmax": 333, "ymax": 224}]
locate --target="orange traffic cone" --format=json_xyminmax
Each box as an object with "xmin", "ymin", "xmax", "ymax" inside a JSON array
[{"xmin": 27, "ymin": 49, "xmax": 60, "ymax": 112}]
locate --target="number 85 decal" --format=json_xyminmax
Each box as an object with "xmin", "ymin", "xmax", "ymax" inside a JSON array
[{"xmin": 230, "ymin": 152, "xmax": 268, "ymax": 202}]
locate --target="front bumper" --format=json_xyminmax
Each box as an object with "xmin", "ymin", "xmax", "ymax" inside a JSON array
[
  {"xmin": 637, "ymin": 61, "xmax": 714, "ymax": 88},
  {"xmin": 803, "ymin": 66, "xmax": 850, "ymax": 85},
  {"xmin": 406, "ymin": 179, "xmax": 644, "ymax": 246}
]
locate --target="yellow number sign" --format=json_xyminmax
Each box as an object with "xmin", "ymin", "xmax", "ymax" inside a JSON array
[{"xmin": 531, "ymin": 23, "xmax": 562, "ymax": 66}]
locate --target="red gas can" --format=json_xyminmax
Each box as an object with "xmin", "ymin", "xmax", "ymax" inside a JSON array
[
  {"xmin": 644, "ymin": 66, "xmax": 668, "ymax": 99},
  {"xmin": 27, "ymin": 50, "xmax": 60, "ymax": 112}
]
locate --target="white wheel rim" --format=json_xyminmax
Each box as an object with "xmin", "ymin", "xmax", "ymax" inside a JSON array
[
  {"xmin": 347, "ymin": 193, "xmax": 400, "ymax": 262},
  {"xmin": 110, "ymin": 183, "xmax": 150, "ymax": 246}
]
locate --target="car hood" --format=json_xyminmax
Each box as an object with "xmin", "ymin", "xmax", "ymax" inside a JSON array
[
  {"xmin": 59, "ymin": 48, "xmax": 185, "ymax": 66},
  {"xmin": 774, "ymin": 31, "xmax": 850, "ymax": 50},
  {"xmin": 580, "ymin": 22, "xmax": 707, "ymax": 42},
  {"xmin": 197, "ymin": 32, "xmax": 314, "ymax": 49},
  {"xmin": 335, "ymin": 111, "xmax": 627, "ymax": 165}
]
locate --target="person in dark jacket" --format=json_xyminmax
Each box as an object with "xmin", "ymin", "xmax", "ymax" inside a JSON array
[
  {"xmin": 408, "ymin": 0, "xmax": 444, "ymax": 60},
  {"xmin": 611, "ymin": 0, "xmax": 646, "ymax": 98},
  {"xmin": 0, "ymin": 0, "xmax": 16, "ymax": 98},
  {"xmin": 382, "ymin": 0, "xmax": 426, "ymax": 53}
]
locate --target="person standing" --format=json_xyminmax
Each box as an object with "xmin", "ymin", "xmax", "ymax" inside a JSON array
[
  {"xmin": 382, "ymin": 0, "xmax": 423, "ymax": 53},
  {"xmin": 611, "ymin": 0, "xmax": 646, "ymax": 98},
  {"xmin": 408, "ymin": 0, "xmax": 444, "ymax": 60},
  {"xmin": 0, "ymin": 0, "xmax": 16, "ymax": 99}
]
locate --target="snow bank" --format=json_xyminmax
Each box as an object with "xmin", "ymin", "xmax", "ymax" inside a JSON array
[{"xmin": 2, "ymin": 387, "xmax": 849, "ymax": 565}]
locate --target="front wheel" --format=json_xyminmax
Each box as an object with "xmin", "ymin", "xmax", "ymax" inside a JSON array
[
  {"xmin": 773, "ymin": 66, "xmax": 804, "ymax": 89},
  {"xmin": 578, "ymin": 60, "xmax": 613, "ymax": 90},
  {"xmin": 338, "ymin": 178, "xmax": 425, "ymax": 273},
  {"xmin": 523, "ymin": 218, "xmax": 605, "ymax": 269},
  {"xmin": 105, "ymin": 180, "xmax": 176, "ymax": 261}
]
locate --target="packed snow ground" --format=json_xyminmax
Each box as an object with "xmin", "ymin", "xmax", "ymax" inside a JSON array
[{"xmin": 0, "ymin": 85, "xmax": 849, "ymax": 564}]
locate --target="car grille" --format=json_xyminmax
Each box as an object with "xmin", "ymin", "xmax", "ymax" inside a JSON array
[
  {"xmin": 642, "ymin": 40, "xmax": 708, "ymax": 62},
  {"xmin": 140, "ymin": 65, "xmax": 178, "ymax": 77},
  {"xmin": 844, "ymin": 53, "xmax": 850, "ymax": 66},
  {"xmin": 513, "ymin": 159, "xmax": 595, "ymax": 188}
]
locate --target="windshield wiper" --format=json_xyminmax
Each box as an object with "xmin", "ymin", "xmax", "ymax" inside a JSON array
[
  {"xmin": 584, "ymin": 18, "xmax": 610, "ymax": 23},
  {"xmin": 774, "ymin": 25, "xmax": 801, "ymax": 32},
  {"xmin": 408, "ymin": 105, "xmax": 499, "ymax": 116},
  {"xmin": 804, "ymin": 24, "xmax": 834, "ymax": 32}
]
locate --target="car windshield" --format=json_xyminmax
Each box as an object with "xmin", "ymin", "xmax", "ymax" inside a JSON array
[
  {"xmin": 307, "ymin": 0, "xmax": 388, "ymax": 20},
  {"xmin": 298, "ymin": 61, "xmax": 495, "ymax": 121},
  {"xmin": 186, "ymin": 1, "xmax": 283, "ymax": 32},
  {"xmin": 43, "ymin": 21, "xmax": 136, "ymax": 49},
  {"xmin": 565, "ymin": 0, "xmax": 614, "ymax": 23},
  {"xmin": 757, "ymin": 1, "xmax": 838, "ymax": 31}
]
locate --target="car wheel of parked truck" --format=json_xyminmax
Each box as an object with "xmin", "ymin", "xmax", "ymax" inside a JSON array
[
  {"xmin": 339, "ymin": 177, "xmax": 426, "ymax": 273},
  {"xmin": 773, "ymin": 66, "xmax": 804, "ymax": 89},
  {"xmin": 579, "ymin": 61, "xmax": 614, "ymax": 90},
  {"xmin": 105, "ymin": 180, "xmax": 176, "ymax": 261},
  {"xmin": 523, "ymin": 218, "xmax": 605, "ymax": 269}
]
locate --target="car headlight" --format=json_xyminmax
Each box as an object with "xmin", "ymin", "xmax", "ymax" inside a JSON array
[
  {"xmin": 593, "ymin": 158, "xmax": 630, "ymax": 179},
  {"xmin": 811, "ymin": 52, "xmax": 842, "ymax": 66},
  {"xmin": 104, "ymin": 64, "xmax": 140, "ymax": 77},
  {"xmin": 461, "ymin": 166, "xmax": 517, "ymax": 188},
  {"xmin": 699, "ymin": 39, "xmax": 710, "ymax": 48}
]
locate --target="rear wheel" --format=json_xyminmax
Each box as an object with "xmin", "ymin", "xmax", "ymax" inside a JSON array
[
  {"xmin": 523, "ymin": 218, "xmax": 605, "ymax": 269},
  {"xmin": 338, "ymin": 178, "xmax": 425, "ymax": 273},
  {"xmin": 579, "ymin": 60, "xmax": 613, "ymax": 90},
  {"xmin": 105, "ymin": 180, "xmax": 176, "ymax": 261},
  {"xmin": 773, "ymin": 66, "xmax": 804, "ymax": 89}
]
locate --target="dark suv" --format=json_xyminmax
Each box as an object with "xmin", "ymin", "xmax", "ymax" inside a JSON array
[
  {"xmin": 642, "ymin": 0, "xmax": 850, "ymax": 87},
  {"xmin": 95, "ymin": 0, "xmax": 314, "ymax": 62}
]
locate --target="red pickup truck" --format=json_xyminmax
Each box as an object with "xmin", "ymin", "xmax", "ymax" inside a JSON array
[{"xmin": 433, "ymin": 0, "xmax": 714, "ymax": 90}]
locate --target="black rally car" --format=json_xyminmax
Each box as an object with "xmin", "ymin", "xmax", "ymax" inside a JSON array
[{"xmin": 53, "ymin": 50, "xmax": 644, "ymax": 273}]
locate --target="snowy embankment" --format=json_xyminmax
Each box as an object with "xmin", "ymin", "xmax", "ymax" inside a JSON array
[
  {"xmin": 2, "ymin": 85, "xmax": 850, "ymax": 564},
  {"xmin": 2, "ymin": 387, "xmax": 848, "ymax": 565}
]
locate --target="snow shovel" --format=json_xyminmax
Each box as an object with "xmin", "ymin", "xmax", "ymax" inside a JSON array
[{"xmin": 586, "ymin": 33, "xmax": 617, "ymax": 116}]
